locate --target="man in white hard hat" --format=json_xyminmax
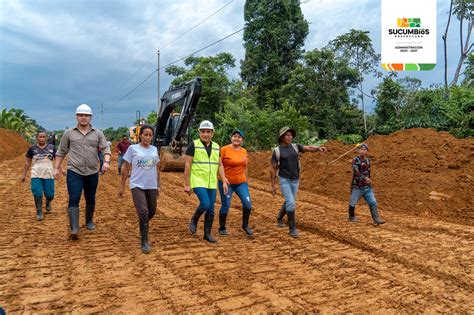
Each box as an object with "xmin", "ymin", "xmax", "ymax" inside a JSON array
[
  {"xmin": 184, "ymin": 120, "xmax": 228, "ymax": 243},
  {"xmin": 54, "ymin": 104, "xmax": 111, "ymax": 240}
]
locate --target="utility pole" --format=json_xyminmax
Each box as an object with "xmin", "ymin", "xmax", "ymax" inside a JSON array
[
  {"xmin": 157, "ymin": 50, "xmax": 160, "ymax": 118},
  {"xmin": 101, "ymin": 102, "xmax": 104, "ymax": 130}
]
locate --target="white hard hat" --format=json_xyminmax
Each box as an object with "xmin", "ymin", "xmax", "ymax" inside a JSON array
[
  {"xmin": 198, "ymin": 120, "xmax": 214, "ymax": 130},
  {"xmin": 75, "ymin": 104, "xmax": 93, "ymax": 116}
]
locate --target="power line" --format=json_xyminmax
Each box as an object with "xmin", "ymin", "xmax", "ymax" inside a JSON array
[
  {"xmin": 106, "ymin": 69, "xmax": 157, "ymax": 110},
  {"xmin": 104, "ymin": 26, "xmax": 245, "ymax": 111},
  {"xmin": 159, "ymin": 27, "xmax": 244, "ymax": 70},
  {"xmin": 159, "ymin": 0, "xmax": 234, "ymax": 50},
  {"xmin": 111, "ymin": 0, "xmax": 234, "ymax": 98}
]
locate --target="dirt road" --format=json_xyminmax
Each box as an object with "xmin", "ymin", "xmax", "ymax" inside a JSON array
[{"xmin": 1, "ymin": 152, "xmax": 473, "ymax": 313}]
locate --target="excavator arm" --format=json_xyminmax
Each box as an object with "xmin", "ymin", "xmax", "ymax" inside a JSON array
[{"xmin": 153, "ymin": 77, "xmax": 202, "ymax": 171}]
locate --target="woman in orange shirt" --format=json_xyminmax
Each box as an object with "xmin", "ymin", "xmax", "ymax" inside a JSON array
[{"xmin": 218, "ymin": 130, "xmax": 253, "ymax": 236}]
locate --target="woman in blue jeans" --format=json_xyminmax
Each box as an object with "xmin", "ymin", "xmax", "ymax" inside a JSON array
[
  {"xmin": 184, "ymin": 120, "xmax": 228, "ymax": 243},
  {"xmin": 218, "ymin": 130, "xmax": 253, "ymax": 236},
  {"xmin": 270, "ymin": 127, "xmax": 326, "ymax": 238}
]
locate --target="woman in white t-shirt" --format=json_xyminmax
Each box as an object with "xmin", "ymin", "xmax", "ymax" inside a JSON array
[{"xmin": 118, "ymin": 125, "xmax": 160, "ymax": 254}]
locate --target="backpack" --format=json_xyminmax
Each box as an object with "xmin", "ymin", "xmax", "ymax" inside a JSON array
[{"xmin": 273, "ymin": 143, "xmax": 301, "ymax": 170}]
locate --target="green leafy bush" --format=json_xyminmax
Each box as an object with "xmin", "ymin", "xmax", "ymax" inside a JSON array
[{"xmin": 335, "ymin": 134, "xmax": 363, "ymax": 144}]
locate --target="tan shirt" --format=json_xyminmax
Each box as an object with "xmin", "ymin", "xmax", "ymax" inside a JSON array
[
  {"xmin": 26, "ymin": 144, "xmax": 56, "ymax": 179},
  {"xmin": 57, "ymin": 126, "xmax": 111, "ymax": 176}
]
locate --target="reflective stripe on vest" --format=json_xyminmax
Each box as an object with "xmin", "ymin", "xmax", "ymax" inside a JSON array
[{"xmin": 190, "ymin": 139, "xmax": 220, "ymax": 189}]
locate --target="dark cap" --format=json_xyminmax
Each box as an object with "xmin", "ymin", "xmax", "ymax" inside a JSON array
[
  {"xmin": 359, "ymin": 143, "xmax": 369, "ymax": 150},
  {"xmin": 231, "ymin": 129, "xmax": 244, "ymax": 138}
]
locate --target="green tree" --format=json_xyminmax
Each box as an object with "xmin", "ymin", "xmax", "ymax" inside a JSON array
[
  {"xmin": 462, "ymin": 53, "xmax": 474, "ymax": 86},
  {"xmin": 240, "ymin": 0, "xmax": 309, "ymax": 108},
  {"xmin": 284, "ymin": 48, "xmax": 363, "ymax": 138},
  {"xmin": 102, "ymin": 127, "xmax": 116, "ymax": 141},
  {"xmin": 0, "ymin": 107, "xmax": 38, "ymax": 141},
  {"xmin": 165, "ymin": 52, "xmax": 236, "ymax": 123},
  {"xmin": 394, "ymin": 86, "xmax": 473, "ymax": 137},
  {"xmin": 215, "ymin": 100, "xmax": 310, "ymax": 150},
  {"xmin": 451, "ymin": 0, "xmax": 473, "ymax": 86},
  {"xmin": 329, "ymin": 29, "xmax": 381, "ymax": 134},
  {"xmin": 101, "ymin": 126, "xmax": 130, "ymax": 141},
  {"xmin": 146, "ymin": 111, "xmax": 157, "ymax": 125},
  {"xmin": 373, "ymin": 74, "xmax": 404, "ymax": 133}
]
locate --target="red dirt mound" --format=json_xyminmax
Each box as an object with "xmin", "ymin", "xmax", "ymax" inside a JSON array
[
  {"xmin": 249, "ymin": 128, "xmax": 474, "ymax": 224},
  {"xmin": 0, "ymin": 128, "xmax": 30, "ymax": 162}
]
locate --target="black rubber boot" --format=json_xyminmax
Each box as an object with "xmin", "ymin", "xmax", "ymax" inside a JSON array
[
  {"xmin": 45, "ymin": 198, "xmax": 53, "ymax": 213},
  {"xmin": 276, "ymin": 203, "xmax": 286, "ymax": 228},
  {"xmin": 287, "ymin": 211, "xmax": 299, "ymax": 238},
  {"xmin": 68, "ymin": 207, "xmax": 80, "ymax": 240},
  {"xmin": 34, "ymin": 196, "xmax": 43, "ymax": 221},
  {"xmin": 218, "ymin": 213, "xmax": 229, "ymax": 236},
  {"xmin": 139, "ymin": 218, "xmax": 151, "ymax": 254},
  {"xmin": 369, "ymin": 205, "xmax": 385, "ymax": 225},
  {"xmin": 118, "ymin": 168, "xmax": 121, "ymax": 175},
  {"xmin": 203, "ymin": 213, "xmax": 217, "ymax": 243},
  {"xmin": 348, "ymin": 205, "xmax": 358, "ymax": 222},
  {"xmin": 242, "ymin": 208, "xmax": 253, "ymax": 236},
  {"xmin": 85, "ymin": 204, "xmax": 95, "ymax": 230},
  {"xmin": 189, "ymin": 209, "xmax": 204, "ymax": 234}
]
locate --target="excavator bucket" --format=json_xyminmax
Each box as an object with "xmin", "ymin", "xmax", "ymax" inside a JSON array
[{"xmin": 159, "ymin": 146, "xmax": 186, "ymax": 172}]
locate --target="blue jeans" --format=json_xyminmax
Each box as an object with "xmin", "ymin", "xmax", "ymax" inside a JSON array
[
  {"xmin": 118, "ymin": 154, "xmax": 124, "ymax": 169},
  {"xmin": 279, "ymin": 176, "xmax": 299, "ymax": 213},
  {"xmin": 349, "ymin": 187, "xmax": 377, "ymax": 207},
  {"xmin": 66, "ymin": 170, "xmax": 99, "ymax": 208},
  {"xmin": 218, "ymin": 181, "xmax": 252, "ymax": 215},
  {"xmin": 193, "ymin": 187, "xmax": 217, "ymax": 215},
  {"xmin": 31, "ymin": 178, "xmax": 55, "ymax": 199}
]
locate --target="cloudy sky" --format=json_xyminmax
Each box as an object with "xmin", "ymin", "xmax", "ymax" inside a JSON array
[{"xmin": 0, "ymin": 0, "xmax": 464, "ymax": 131}]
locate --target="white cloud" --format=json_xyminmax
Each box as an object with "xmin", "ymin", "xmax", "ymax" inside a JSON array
[{"xmin": 0, "ymin": 0, "xmax": 464, "ymax": 130}]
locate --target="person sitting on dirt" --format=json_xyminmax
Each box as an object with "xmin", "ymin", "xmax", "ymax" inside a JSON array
[
  {"xmin": 118, "ymin": 125, "xmax": 160, "ymax": 254},
  {"xmin": 348, "ymin": 143, "xmax": 385, "ymax": 225},
  {"xmin": 53, "ymin": 104, "xmax": 111, "ymax": 240},
  {"xmin": 270, "ymin": 126, "xmax": 327, "ymax": 238},
  {"xmin": 116, "ymin": 135, "xmax": 131, "ymax": 176},
  {"xmin": 21, "ymin": 130, "xmax": 58, "ymax": 221},
  {"xmin": 184, "ymin": 120, "xmax": 228, "ymax": 243},
  {"xmin": 217, "ymin": 129, "xmax": 254, "ymax": 236}
]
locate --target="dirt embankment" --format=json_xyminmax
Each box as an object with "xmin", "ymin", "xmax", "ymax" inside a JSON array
[
  {"xmin": 249, "ymin": 128, "xmax": 474, "ymax": 224},
  {"xmin": 0, "ymin": 128, "xmax": 30, "ymax": 162}
]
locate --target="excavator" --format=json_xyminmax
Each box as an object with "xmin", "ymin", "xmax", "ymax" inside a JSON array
[
  {"xmin": 129, "ymin": 111, "xmax": 146, "ymax": 144},
  {"xmin": 153, "ymin": 77, "xmax": 202, "ymax": 171}
]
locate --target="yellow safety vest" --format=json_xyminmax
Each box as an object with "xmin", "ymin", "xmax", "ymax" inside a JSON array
[{"xmin": 190, "ymin": 139, "xmax": 220, "ymax": 189}]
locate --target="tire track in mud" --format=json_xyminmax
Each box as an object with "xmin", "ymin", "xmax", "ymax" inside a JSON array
[
  {"xmin": 103, "ymin": 172, "xmax": 305, "ymax": 312},
  {"xmin": 247, "ymin": 177, "xmax": 474, "ymax": 282},
  {"xmin": 0, "ymin": 157, "xmax": 74, "ymax": 312},
  {"xmin": 1, "ymin": 155, "xmax": 473, "ymax": 313},
  {"xmin": 157, "ymin": 173, "xmax": 472, "ymax": 314}
]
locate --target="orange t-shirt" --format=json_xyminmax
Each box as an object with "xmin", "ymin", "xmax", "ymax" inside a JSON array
[{"xmin": 221, "ymin": 144, "xmax": 248, "ymax": 184}]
